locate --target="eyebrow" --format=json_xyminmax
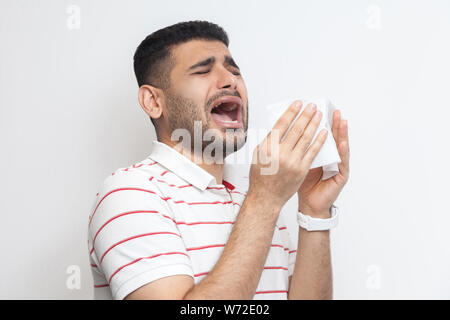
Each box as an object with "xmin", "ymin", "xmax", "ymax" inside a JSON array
[{"xmin": 187, "ymin": 55, "xmax": 240, "ymax": 71}]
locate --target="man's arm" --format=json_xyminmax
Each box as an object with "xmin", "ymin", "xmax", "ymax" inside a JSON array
[
  {"xmin": 287, "ymin": 211, "xmax": 332, "ymax": 300},
  {"xmin": 288, "ymin": 109, "xmax": 350, "ymax": 300},
  {"xmin": 186, "ymin": 191, "xmax": 282, "ymax": 299},
  {"xmin": 125, "ymin": 190, "xmax": 281, "ymax": 299}
]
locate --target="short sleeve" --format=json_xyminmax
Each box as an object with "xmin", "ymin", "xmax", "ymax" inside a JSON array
[{"xmin": 88, "ymin": 171, "xmax": 194, "ymax": 300}]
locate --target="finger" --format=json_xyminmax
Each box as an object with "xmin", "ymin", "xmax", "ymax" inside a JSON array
[
  {"xmin": 300, "ymin": 129, "xmax": 328, "ymax": 170},
  {"xmin": 339, "ymin": 119, "xmax": 348, "ymax": 147},
  {"xmin": 282, "ymin": 103, "xmax": 317, "ymax": 149},
  {"xmin": 338, "ymin": 140, "xmax": 350, "ymax": 180},
  {"xmin": 337, "ymin": 120, "xmax": 350, "ymax": 180},
  {"xmin": 266, "ymin": 100, "xmax": 304, "ymax": 144},
  {"xmin": 332, "ymin": 109, "xmax": 341, "ymax": 143},
  {"xmin": 292, "ymin": 109, "xmax": 323, "ymax": 157}
]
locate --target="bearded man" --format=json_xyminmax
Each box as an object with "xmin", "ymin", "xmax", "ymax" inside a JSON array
[{"xmin": 87, "ymin": 20, "xmax": 350, "ymax": 300}]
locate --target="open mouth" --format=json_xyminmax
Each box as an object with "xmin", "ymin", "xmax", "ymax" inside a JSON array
[{"xmin": 210, "ymin": 98, "xmax": 243, "ymax": 129}]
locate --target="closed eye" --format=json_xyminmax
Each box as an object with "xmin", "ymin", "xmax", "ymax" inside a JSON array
[
  {"xmin": 194, "ymin": 70, "xmax": 210, "ymax": 75},
  {"xmin": 193, "ymin": 70, "xmax": 241, "ymax": 76}
]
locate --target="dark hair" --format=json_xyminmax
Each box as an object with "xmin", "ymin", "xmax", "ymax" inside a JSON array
[{"xmin": 133, "ymin": 20, "xmax": 229, "ymax": 89}]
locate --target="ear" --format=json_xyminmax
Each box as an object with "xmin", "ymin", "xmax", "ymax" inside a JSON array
[{"xmin": 138, "ymin": 85, "xmax": 164, "ymax": 120}]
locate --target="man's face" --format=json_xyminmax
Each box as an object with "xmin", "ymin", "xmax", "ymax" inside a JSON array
[{"xmin": 162, "ymin": 39, "xmax": 248, "ymax": 158}]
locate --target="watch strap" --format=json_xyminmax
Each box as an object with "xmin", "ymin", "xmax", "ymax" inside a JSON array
[{"xmin": 297, "ymin": 204, "xmax": 339, "ymax": 231}]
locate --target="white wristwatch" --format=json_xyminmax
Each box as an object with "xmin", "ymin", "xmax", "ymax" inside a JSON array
[{"xmin": 297, "ymin": 204, "xmax": 339, "ymax": 231}]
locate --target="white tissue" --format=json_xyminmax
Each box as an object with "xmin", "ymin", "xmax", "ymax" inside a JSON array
[{"xmin": 264, "ymin": 98, "xmax": 342, "ymax": 180}]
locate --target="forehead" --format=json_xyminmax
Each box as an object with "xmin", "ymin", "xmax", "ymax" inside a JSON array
[{"xmin": 171, "ymin": 39, "xmax": 231, "ymax": 70}]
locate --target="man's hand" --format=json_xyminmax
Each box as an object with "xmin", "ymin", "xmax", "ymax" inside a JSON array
[
  {"xmin": 297, "ymin": 109, "xmax": 350, "ymax": 217},
  {"xmin": 248, "ymin": 100, "xmax": 328, "ymax": 210}
]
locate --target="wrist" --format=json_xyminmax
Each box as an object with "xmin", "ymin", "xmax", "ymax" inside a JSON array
[
  {"xmin": 298, "ymin": 204, "xmax": 331, "ymax": 219},
  {"xmin": 297, "ymin": 204, "xmax": 339, "ymax": 231},
  {"xmin": 246, "ymin": 188, "xmax": 283, "ymax": 213}
]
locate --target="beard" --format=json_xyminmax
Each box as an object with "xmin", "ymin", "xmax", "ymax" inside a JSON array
[{"xmin": 164, "ymin": 89, "xmax": 248, "ymax": 160}]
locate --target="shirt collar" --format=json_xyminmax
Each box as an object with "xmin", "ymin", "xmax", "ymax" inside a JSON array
[{"xmin": 147, "ymin": 140, "xmax": 217, "ymax": 191}]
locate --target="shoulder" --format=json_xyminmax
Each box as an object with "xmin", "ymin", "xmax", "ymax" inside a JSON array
[
  {"xmin": 88, "ymin": 158, "xmax": 173, "ymax": 235},
  {"xmin": 90, "ymin": 157, "xmax": 169, "ymax": 220},
  {"xmin": 98, "ymin": 157, "xmax": 166, "ymax": 192}
]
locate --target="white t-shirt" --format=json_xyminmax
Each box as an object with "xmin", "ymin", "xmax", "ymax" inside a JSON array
[{"xmin": 88, "ymin": 141, "xmax": 297, "ymax": 300}]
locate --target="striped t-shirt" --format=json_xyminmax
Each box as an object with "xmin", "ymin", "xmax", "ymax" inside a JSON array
[{"xmin": 88, "ymin": 140, "xmax": 297, "ymax": 300}]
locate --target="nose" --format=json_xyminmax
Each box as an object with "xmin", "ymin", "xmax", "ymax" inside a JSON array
[{"xmin": 217, "ymin": 67, "xmax": 238, "ymax": 90}]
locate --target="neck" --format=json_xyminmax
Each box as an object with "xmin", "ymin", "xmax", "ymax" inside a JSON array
[{"xmin": 160, "ymin": 137, "xmax": 225, "ymax": 186}]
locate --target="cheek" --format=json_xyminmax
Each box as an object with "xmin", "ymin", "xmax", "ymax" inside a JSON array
[
  {"xmin": 238, "ymin": 82, "xmax": 248, "ymax": 103},
  {"xmin": 183, "ymin": 81, "xmax": 211, "ymax": 107}
]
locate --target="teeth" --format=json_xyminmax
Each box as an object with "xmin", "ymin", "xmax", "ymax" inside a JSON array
[{"xmin": 220, "ymin": 120, "xmax": 238, "ymax": 123}]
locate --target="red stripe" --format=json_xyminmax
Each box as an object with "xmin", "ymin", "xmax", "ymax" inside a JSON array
[
  {"xmin": 100, "ymin": 231, "xmax": 181, "ymax": 263},
  {"xmin": 148, "ymin": 177, "xmax": 247, "ymax": 195},
  {"xmin": 163, "ymin": 221, "xmax": 283, "ymax": 229},
  {"xmin": 90, "ymin": 264, "xmax": 97, "ymax": 268},
  {"xmin": 255, "ymin": 290, "xmax": 287, "ymax": 295},
  {"xmin": 89, "ymin": 187, "xmax": 160, "ymax": 227},
  {"xmin": 271, "ymin": 244, "xmax": 289, "ymax": 251},
  {"xmin": 278, "ymin": 226, "xmax": 287, "ymax": 231},
  {"xmin": 117, "ymin": 162, "xmax": 157, "ymax": 172},
  {"xmin": 184, "ymin": 199, "xmax": 239, "ymax": 206},
  {"xmin": 177, "ymin": 220, "xmax": 234, "ymax": 226},
  {"xmin": 186, "ymin": 244, "xmax": 288, "ymax": 252},
  {"xmin": 206, "ymin": 186, "xmax": 225, "ymax": 190},
  {"xmin": 187, "ymin": 200, "xmax": 232, "ymax": 205},
  {"xmin": 264, "ymin": 266, "xmax": 288, "ymax": 271},
  {"xmin": 160, "ymin": 170, "xmax": 168, "ymax": 176},
  {"xmin": 108, "ymin": 251, "xmax": 188, "ymax": 283},
  {"xmin": 162, "ymin": 214, "xmax": 177, "ymax": 224},
  {"xmin": 94, "ymin": 284, "xmax": 109, "ymax": 288},
  {"xmin": 187, "ymin": 200, "xmax": 240, "ymax": 206},
  {"xmin": 156, "ymin": 179, "xmax": 177, "ymax": 187},
  {"xmin": 89, "ymin": 210, "xmax": 160, "ymax": 255},
  {"xmin": 90, "ymin": 215, "xmax": 287, "ymax": 257},
  {"xmin": 187, "ymin": 244, "xmax": 225, "ymax": 251},
  {"xmin": 178, "ymin": 184, "xmax": 193, "ymax": 188},
  {"xmin": 90, "ymin": 213, "xmax": 240, "ymax": 255},
  {"xmin": 89, "ymin": 188, "xmax": 241, "ymax": 227},
  {"xmin": 289, "ymin": 250, "xmax": 297, "ymax": 254},
  {"xmin": 194, "ymin": 271, "xmax": 209, "ymax": 277}
]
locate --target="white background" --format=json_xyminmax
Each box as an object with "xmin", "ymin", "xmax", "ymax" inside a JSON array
[{"xmin": 1, "ymin": 0, "xmax": 449, "ymax": 299}]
